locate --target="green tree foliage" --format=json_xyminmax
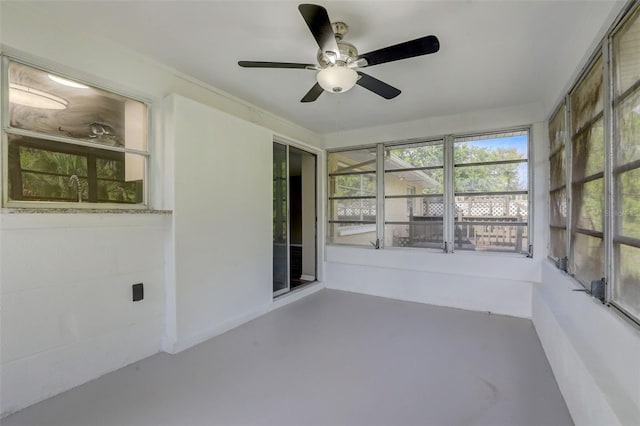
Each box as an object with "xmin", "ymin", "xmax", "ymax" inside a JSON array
[
  {"xmin": 390, "ymin": 141, "xmax": 527, "ymax": 193},
  {"xmin": 14, "ymin": 143, "xmax": 139, "ymax": 203}
]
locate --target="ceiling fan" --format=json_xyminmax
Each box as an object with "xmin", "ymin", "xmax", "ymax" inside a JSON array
[{"xmin": 238, "ymin": 3, "xmax": 440, "ymax": 103}]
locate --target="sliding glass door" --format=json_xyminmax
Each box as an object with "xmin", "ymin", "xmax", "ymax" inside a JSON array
[
  {"xmin": 273, "ymin": 142, "xmax": 289, "ymax": 296},
  {"xmin": 273, "ymin": 141, "xmax": 317, "ymax": 297}
]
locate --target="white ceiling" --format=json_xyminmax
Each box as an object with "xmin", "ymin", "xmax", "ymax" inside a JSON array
[{"xmin": 26, "ymin": 1, "xmax": 623, "ymax": 133}]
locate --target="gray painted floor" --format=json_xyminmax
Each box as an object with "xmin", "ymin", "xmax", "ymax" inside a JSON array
[{"xmin": 3, "ymin": 289, "xmax": 572, "ymax": 426}]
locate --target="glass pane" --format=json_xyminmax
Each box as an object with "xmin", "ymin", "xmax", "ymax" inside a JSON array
[
  {"xmin": 549, "ymin": 148, "xmax": 566, "ymax": 190},
  {"xmin": 329, "ymin": 198, "xmax": 376, "ymax": 222},
  {"xmin": 550, "ymin": 188, "xmax": 567, "ymax": 227},
  {"xmin": 454, "ymin": 194, "xmax": 528, "ymax": 220},
  {"xmin": 614, "ymin": 243, "xmax": 640, "ymax": 320},
  {"xmin": 550, "ymin": 228, "xmax": 567, "ymax": 260},
  {"xmin": 572, "ymin": 178, "xmax": 604, "ymax": 232},
  {"xmin": 454, "ymin": 194, "xmax": 528, "ymax": 252},
  {"xmin": 329, "ymin": 173, "xmax": 376, "ymax": 197},
  {"xmin": 385, "ymin": 170, "xmax": 443, "ymax": 196},
  {"xmin": 571, "ymin": 56, "xmax": 603, "ymax": 133},
  {"xmin": 455, "ymin": 163, "xmax": 528, "ymax": 192},
  {"xmin": 328, "ymin": 223, "xmax": 376, "ymax": 246},
  {"xmin": 7, "ymin": 134, "xmax": 143, "ymax": 204},
  {"xmin": 570, "ymin": 233, "xmax": 604, "ymax": 285},
  {"xmin": 613, "ymin": 9, "xmax": 640, "ymax": 97},
  {"xmin": 614, "ymin": 88, "xmax": 640, "ymax": 165},
  {"xmin": 572, "ymin": 118, "xmax": 604, "ymax": 181},
  {"xmin": 328, "ymin": 149, "xmax": 376, "ymax": 174},
  {"xmin": 384, "ymin": 141, "xmax": 443, "ymax": 169},
  {"xmin": 96, "ymin": 154, "xmax": 145, "ymax": 203},
  {"xmin": 385, "ymin": 196, "xmax": 444, "ymax": 222},
  {"xmin": 453, "ymin": 223, "xmax": 527, "ymax": 252},
  {"xmin": 549, "ymin": 104, "xmax": 567, "ymax": 153},
  {"xmin": 386, "ymin": 223, "xmax": 443, "ymax": 249},
  {"xmin": 8, "ymin": 61, "xmax": 147, "ymax": 150},
  {"xmin": 616, "ymin": 168, "xmax": 640, "ymax": 239},
  {"xmin": 454, "ymin": 133, "xmax": 528, "ymax": 164},
  {"xmin": 14, "ymin": 143, "xmax": 88, "ymax": 202},
  {"xmin": 273, "ymin": 143, "xmax": 288, "ymax": 293}
]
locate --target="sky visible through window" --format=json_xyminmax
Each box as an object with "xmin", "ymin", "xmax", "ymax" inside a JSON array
[{"xmin": 459, "ymin": 135, "xmax": 528, "ymax": 186}]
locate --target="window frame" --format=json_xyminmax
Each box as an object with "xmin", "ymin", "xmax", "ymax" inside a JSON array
[
  {"xmin": 546, "ymin": 0, "xmax": 640, "ymax": 328},
  {"xmin": 1, "ymin": 55, "xmax": 151, "ymax": 209},
  {"xmin": 383, "ymin": 138, "xmax": 446, "ymax": 251},
  {"xmin": 326, "ymin": 145, "xmax": 379, "ymax": 245},
  {"xmin": 568, "ymin": 54, "xmax": 606, "ymax": 288},
  {"xmin": 548, "ymin": 102, "xmax": 569, "ymax": 262},
  {"xmin": 452, "ymin": 129, "xmax": 532, "ymax": 255},
  {"xmin": 326, "ymin": 126, "xmax": 533, "ymax": 256}
]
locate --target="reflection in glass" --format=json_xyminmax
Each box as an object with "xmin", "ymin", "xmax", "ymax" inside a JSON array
[
  {"xmin": 550, "ymin": 188, "xmax": 567, "ymax": 227},
  {"xmin": 614, "ymin": 88, "xmax": 640, "ymax": 165},
  {"xmin": 8, "ymin": 61, "xmax": 147, "ymax": 150},
  {"xmin": 616, "ymin": 168, "xmax": 640, "ymax": 240},
  {"xmin": 613, "ymin": 10, "xmax": 640, "ymax": 97},
  {"xmin": 570, "ymin": 233, "xmax": 604, "ymax": 285},
  {"xmin": 614, "ymin": 243, "xmax": 640, "ymax": 319},
  {"xmin": 572, "ymin": 119, "xmax": 604, "ymax": 181},
  {"xmin": 550, "ymin": 228, "xmax": 567, "ymax": 260},
  {"xmin": 573, "ymin": 178, "xmax": 604, "ymax": 232},
  {"xmin": 571, "ymin": 56, "xmax": 603, "ymax": 133},
  {"xmin": 549, "ymin": 149, "xmax": 566, "ymax": 190},
  {"xmin": 549, "ymin": 104, "xmax": 567, "ymax": 153}
]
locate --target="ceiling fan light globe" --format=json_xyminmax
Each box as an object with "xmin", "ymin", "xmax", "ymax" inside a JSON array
[{"xmin": 316, "ymin": 66, "xmax": 358, "ymax": 94}]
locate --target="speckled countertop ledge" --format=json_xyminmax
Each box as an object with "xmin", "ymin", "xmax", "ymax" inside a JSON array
[{"xmin": 2, "ymin": 208, "xmax": 172, "ymax": 214}]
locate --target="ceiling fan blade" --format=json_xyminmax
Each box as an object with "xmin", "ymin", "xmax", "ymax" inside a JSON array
[
  {"xmin": 356, "ymin": 72, "xmax": 401, "ymax": 99},
  {"xmin": 355, "ymin": 35, "xmax": 440, "ymax": 67},
  {"xmin": 301, "ymin": 82, "xmax": 324, "ymax": 103},
  {"xmin": 298, "ymin": 4, "xmax": 340, "ymax": 59},
  {"xmin": 238, "ymin": 61, "xmax": 316, "ymax": 70}
]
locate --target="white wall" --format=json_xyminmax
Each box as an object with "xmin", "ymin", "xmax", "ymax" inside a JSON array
[
  {"xmin": 165, "ymin": 94, "xmax": 273, "ymax": 352},
  {"xmin": 0, "ymin": 213, "xmax": 170, "ymax": 416},
  {"xmin": 0, "ymin": 2, "xmax": 322, "ymax": 417},
  {"xmin": 322, "ymin": 108, "xmax": 547, "ymax": 319},
  {"xmin": 534, "ymin": 262, "xmax": 640, "ymax": 426}
]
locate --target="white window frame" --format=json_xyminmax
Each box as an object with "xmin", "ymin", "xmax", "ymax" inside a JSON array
[
  {"xmin": 1, "ymin": 55, "xmax": 151, "ymax": 210},
  {"xmin": 327, "ymin": 126, "xmax": 533, "ymax": 256}
]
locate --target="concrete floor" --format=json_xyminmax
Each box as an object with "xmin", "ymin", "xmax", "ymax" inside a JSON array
[{"xmin": 2, "ymin": 289, "xmax": 572, "ymax": 426}]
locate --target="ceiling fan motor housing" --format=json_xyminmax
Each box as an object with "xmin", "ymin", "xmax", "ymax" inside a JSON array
[{"xmin": 317, "ymin": 22, "xmax": 358, "ymax": 68}]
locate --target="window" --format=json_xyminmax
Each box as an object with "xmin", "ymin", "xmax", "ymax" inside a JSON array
[
  {"xmin": 385, "ymin": 140, "xmax": 444, "ymax": 249},
  {"xmin": 548, "ymin": 1, "xmax": 640, "ymax": 325},
  {"xmin": 327, "ymin": 148, "xmax": 377, "ymax": 245},
  {"xmin": 3, "ymin": 59, "xmax": 148, "ymax": 207},
  {"xmin": 612, "ymin": 7, "xmax": 640, "ymax": 321},
  {"xmin": 549, "ymin": 105, "xmax": 568, "ymax": 260},
  {"xmin": 327, "ymin": 129, "xmax": 530, "ymax": 254},
  {"xmin": 454, "ymin": 131, "xmax": 529, "ymax": 253},
  {"xmin": 570, "ymin": 57, "xmax": 605, "ymax": 286}
]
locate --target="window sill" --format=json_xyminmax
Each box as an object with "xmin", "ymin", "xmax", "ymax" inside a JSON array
[{"xmin": 1, "ymin": 207, "xmax": 172, "ymax": 215}]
